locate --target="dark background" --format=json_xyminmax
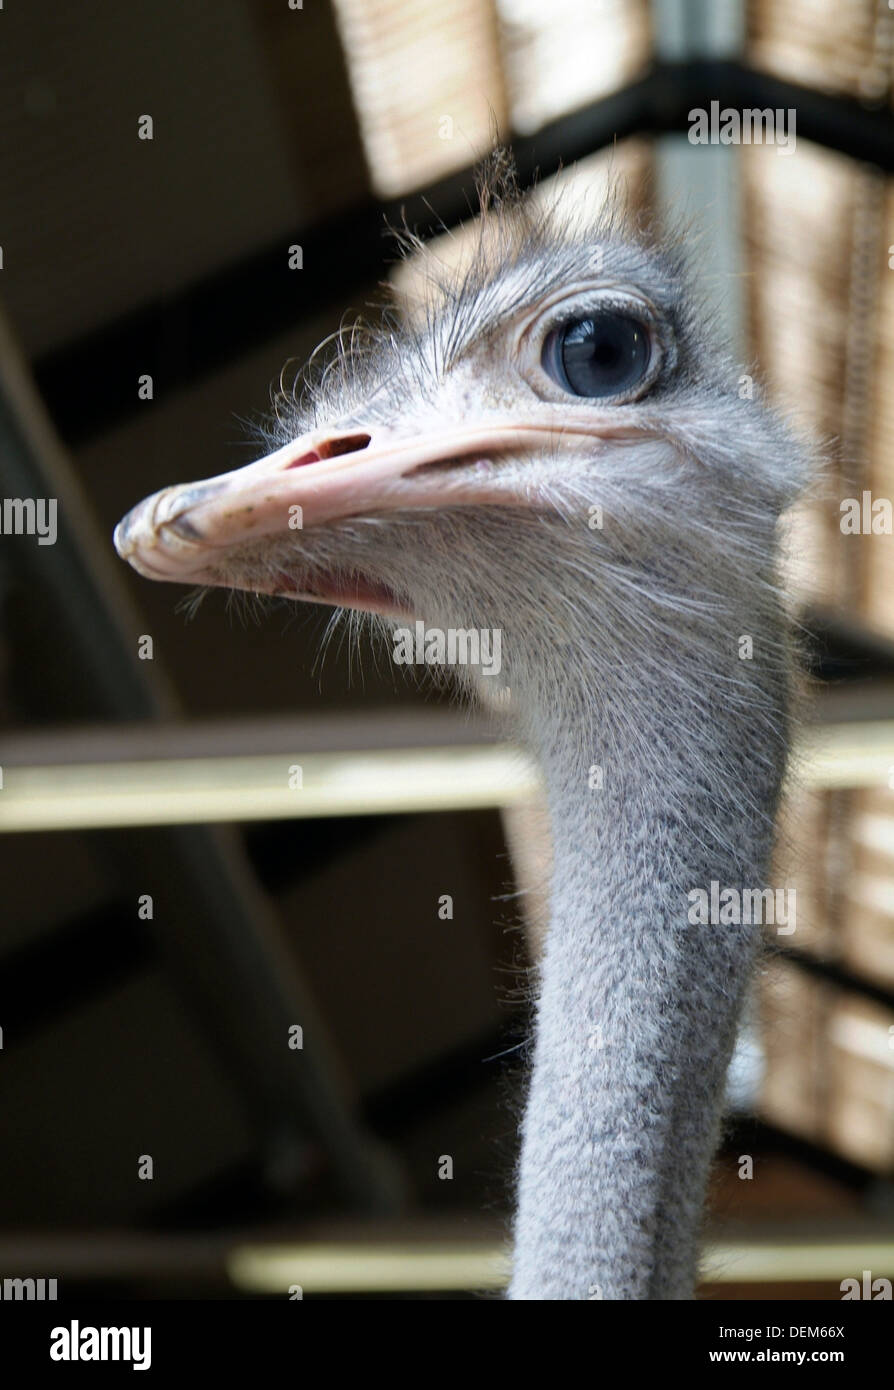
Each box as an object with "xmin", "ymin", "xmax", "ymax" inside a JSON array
[{"xmin": 0, "ymin": 0, "xmax": 892, "ymax": 1299}]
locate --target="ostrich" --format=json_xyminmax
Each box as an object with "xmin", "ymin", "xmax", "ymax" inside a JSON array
[{"xmin": 114, "ymin": 161, "xmax": 807, "ymax": 1300}]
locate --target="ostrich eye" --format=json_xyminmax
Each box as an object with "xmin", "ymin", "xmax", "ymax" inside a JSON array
[{"xmin": 542, "ymin": 312, "xmax": 651, "ymax": 398}]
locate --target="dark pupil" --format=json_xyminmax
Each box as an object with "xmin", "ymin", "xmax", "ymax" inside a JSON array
[{"xmin": 559, "ymin": 313, "xmax": 649, "ymax": 396}]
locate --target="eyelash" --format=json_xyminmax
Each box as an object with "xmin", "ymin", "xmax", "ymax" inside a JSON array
[{"xmin": 535, "ymin": 294, "xmax": 656, "ymax": 341}]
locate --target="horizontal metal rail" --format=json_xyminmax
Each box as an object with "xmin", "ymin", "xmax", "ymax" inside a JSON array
[{"xmin": 1, "ymin": 721, "xmax": 893, "ymax": 833}]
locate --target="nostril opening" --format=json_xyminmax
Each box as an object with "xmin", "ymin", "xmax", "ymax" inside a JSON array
[
  {"xmin": 319, "ymin": 433, "xmax": 372, "ymax": 459},
  {"xmin": 167, "ymin": 514, "xmax": 203, "ymax": 541},
  {"xmin": 284, "ymin": 433, "xmax": 371, "ymax": 469}
]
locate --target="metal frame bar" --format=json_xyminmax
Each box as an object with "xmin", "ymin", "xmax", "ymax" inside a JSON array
[{"xmin": 34, "ymin": 61, "xmax": 894, "ymax": 447}]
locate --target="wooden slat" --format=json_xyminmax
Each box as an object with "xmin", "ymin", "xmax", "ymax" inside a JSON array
[{"xmin": 748, "ymin": 0, "xmax": 893, "ymax": 105}]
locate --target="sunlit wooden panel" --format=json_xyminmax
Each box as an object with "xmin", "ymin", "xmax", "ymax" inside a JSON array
[
  {"xmin": 496, "ymin": 0, "xmax": 652, "ymax": 134},
  {"xmin": 743, "ymin": 142, "xmax": 875, "ymax": 443},
  {"xmin": 843, "ymin": 787, "xmax": 894, "ymax": 989},
  {"xmin": 748, "ymin": 0, "xmax": 892, "ymax": 104},
  {"xmin": 771, "ymin": 784, "xmax": 840, "ymax": 958},
  {"xmin": 761, "ymin": 961, "xmax": 894, "ymax": 1173},
  {"xmin": 742, "ymin": 141, "xmax": 887, "ymax": 612},
  {"xmin": 771, "ymin": 778, "xmax": 894, "ymax": 985},
  {"xmin": 826, "ymin": 994, "xmax": 894, "ymax": 1171},
  {"xmin": 862, "ymin": 181, "xmax": 894, "ymax": 641},
  {"xmin": 760, "ymin": 957, "xmax": 829, "ymax": 1143},
  {"xmin": 527, "ymin": 137, "xmax": 654, "ymax": 221},
  {"xmin": 330, "ymin": 0, "xmax": 508, "ymax": 196},
  {"xmin": 390, "ymin": 140, "xmax": 654, "ymax": 319}
]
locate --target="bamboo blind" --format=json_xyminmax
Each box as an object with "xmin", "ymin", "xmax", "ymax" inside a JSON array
[
  {"xmin": 742, "ymin": 140, "xmax": 890, "ymax": 623},
  {"xmin": 862, "ymin": 182, "xmax": 894, "ymax": 638},
  {"xmin": 389, "ymin": 139, "xmax": 655, "ymax": 318},
  {"xmin": 497, "ymin": 0, "xmax": 651, "ymax": 135},
  {"xmin": 763, "ymin": 954, "xmax": 894, "ymax": 1172},
  {"xmin": 748, "ymin": 0, "xmax": 894, "ymax": 106},
  {"xmin": 330, "ymin": 0, "xmax": 509, "ymax": 196},
  {"xmin": 331, "ymin": 0, "xmax": 652, "ymax": 196}
]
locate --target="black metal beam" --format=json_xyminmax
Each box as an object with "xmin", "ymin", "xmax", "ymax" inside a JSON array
[
  {"xmin": 721, "ymin": 1115, "xmax": 876, "ymax": 1192},
  {"xmin": 33, "ymin": 61, "xmax": 894, "ymax": 449},
  {"xmin": 775, "ymin": 943, "xmax": 894, "ymax": 1014},
  {"xmin": 804, "ymin": 607, "xmax": 894, "ymax": 681},
  {"xmin": 647, "ymin": 60, "xmax": 894, "ymax": 172}
]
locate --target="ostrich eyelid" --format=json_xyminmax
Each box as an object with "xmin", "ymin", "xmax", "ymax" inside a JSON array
[{"xmin": 512, "ymin": 282, "xmax": 663, "ymax": 352}]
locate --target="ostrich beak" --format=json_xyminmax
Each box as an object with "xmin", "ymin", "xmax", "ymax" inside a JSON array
[{"xmin": 114, "ymin": 416, "xmax": 634, "ymax": 603}]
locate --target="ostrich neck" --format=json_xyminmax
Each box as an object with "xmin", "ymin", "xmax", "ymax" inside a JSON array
[{"xmin": 508, "ymin": 663, "xmax": 786, "ymax": 1301}]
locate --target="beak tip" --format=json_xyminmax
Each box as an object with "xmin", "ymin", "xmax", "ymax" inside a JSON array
[{"xmin": 113, "ymin": 516, "xmax": 131, "ymax": 560}]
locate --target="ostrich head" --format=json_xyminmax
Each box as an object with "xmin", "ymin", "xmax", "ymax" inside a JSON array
[
  {"xmin": 115, "ymin": 160, "xmax": 807, "ymax": 1299},
  {"xmin": 115, "ymin": 167, "xmax": 799, "ymax": 721}
]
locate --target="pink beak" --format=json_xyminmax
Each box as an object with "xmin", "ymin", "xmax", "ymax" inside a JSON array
[{"xmin": 114, "ymin": 414, "xmax": 639, "ymax": 602}]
